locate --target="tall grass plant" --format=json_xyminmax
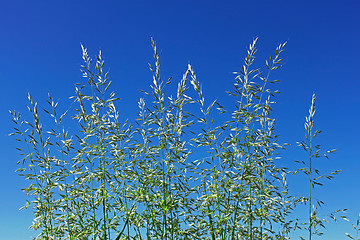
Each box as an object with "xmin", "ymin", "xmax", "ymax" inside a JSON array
[{"xmin": 10, "ymin": 38, "xmax": 350, "ymax": 239}]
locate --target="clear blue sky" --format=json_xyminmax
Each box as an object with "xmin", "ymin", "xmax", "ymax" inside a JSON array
[{"xmin": 1, "ymin": 0, "xmax": 359, "ymax": 239}]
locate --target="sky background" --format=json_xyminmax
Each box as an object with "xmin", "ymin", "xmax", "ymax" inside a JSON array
[{"xmin": 1, "ymin": 0, "xmax": 359, "ymax": 239}]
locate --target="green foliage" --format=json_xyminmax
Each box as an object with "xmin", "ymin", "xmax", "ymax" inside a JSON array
[{"xmin": 10, "ymin": 38, "xmax": 349, "ymax": 239}]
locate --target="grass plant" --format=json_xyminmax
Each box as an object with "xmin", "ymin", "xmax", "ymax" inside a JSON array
[
  {"xmin": 293, "ymin": 93, "xmax": 343, "ymax": 239},
  {"xmin": 10, "ymin": 38, "xmax": 349, "ymax": 239}
]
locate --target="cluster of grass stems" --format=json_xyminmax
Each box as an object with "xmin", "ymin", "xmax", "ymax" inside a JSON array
[{"xmin": 10, "ymin": 38, "xmax": 356, "ymax": 239}]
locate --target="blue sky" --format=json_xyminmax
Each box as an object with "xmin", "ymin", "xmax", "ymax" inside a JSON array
[{"xmin": 1, "ymin": 0, "xmax": 359, "ymax": 239}]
